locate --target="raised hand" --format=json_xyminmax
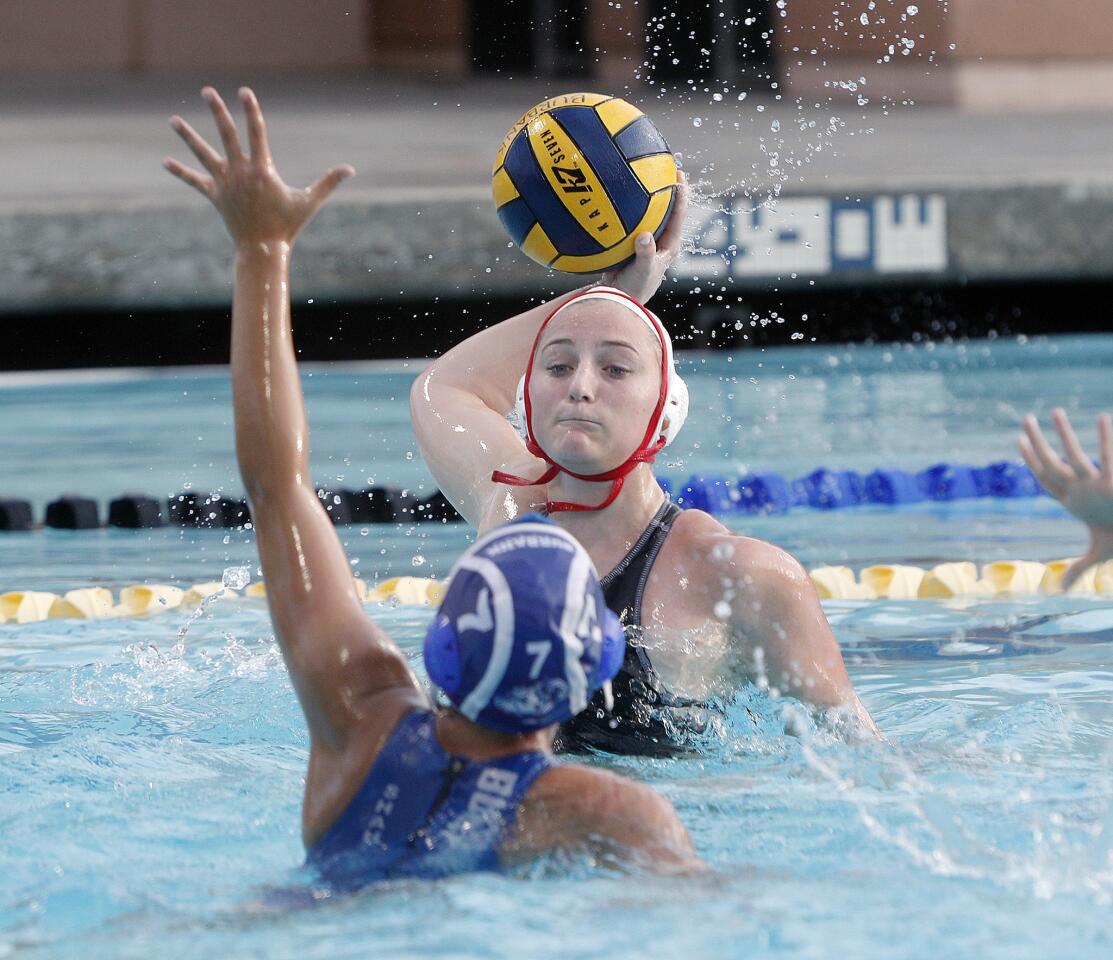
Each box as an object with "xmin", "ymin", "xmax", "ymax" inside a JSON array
[
  {"xmin": 164, "ymin": 86, "xmax": 354, "ymax": 249},
  {"xmin": 602, "ymin": 169, "xmax": 689, "ymax": 304},
  {"xmin": 1020, "ymin": 409, "xmax": 1113, "ymax": 589}
]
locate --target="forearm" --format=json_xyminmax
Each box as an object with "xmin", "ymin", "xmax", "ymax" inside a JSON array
[
  {"xmin": 425, "ymin": 287, "xmax": 585, "ymax": 412},
  {"xmin": 231, "ymin": 242, "xmax": 310, "ymax": 501}
]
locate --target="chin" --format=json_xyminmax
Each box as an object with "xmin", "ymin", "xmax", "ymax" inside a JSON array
[{"xmin": 550, "ymin": 441, "xmax": 624, "ymax": 476}]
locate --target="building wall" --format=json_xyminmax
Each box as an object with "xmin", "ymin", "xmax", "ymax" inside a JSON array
[
  {"xmin": 0, "ymin": 0, "xmax": 135, "ymax": 73},
  {"xmin": 588, "ymin": 0, "xmax": 644, "ymax": 83},
  {"xmin": 1, "ymin": 0, "xmax": 1112, "ymax": 110},
  {"xmin": 144, "ymin": 1, "xmax": 371, "ymax": 72},
  {"xmin": 951, "ymin": 0, "xmax": 1113, "ymax": 59},
  {"xmin": 0, "ymin": 0, "xmax": 371, "ymax": 75},
  {"xmin": 368, "ymin": 0, "xmax": 467, "ymax": 73}
]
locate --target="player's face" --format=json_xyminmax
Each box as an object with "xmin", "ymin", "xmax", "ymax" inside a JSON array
[{"xmin": 528, "ymin": 301, "xmax": 663, "ymax": 473}]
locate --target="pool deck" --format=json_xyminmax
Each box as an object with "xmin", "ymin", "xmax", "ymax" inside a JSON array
[{"xmin": 3, "ymin": 75, "xmax": 1113, "ymax": 313}]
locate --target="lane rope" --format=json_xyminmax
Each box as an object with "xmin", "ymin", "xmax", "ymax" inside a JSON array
[{"xmin": 4, "ymin": 560, "xmax": 1111, "ymax": 625}]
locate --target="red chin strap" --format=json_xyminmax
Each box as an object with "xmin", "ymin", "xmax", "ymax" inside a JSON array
[
  {"xmin": 490, "ymin": 288, "xmax": 669, "ymax": 514},
  {"xmin": 492, "ymin": 434, "xmax": 666, "ymax": 513}
]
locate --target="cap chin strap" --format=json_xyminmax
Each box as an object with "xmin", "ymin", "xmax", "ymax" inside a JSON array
[{"xmin": 492, "ymin": 434, "xmax": 666, "ymax": 513}]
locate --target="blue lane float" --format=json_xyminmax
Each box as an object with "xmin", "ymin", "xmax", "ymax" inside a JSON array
[
  {"xmin": 670, "ymin": 459, "xmax": 1045, "ymax": 516},
  {"xmin": 864, "ymin": 469, "xmax": 925, "ymax": 505},
  {"xmin": 737, "ymin": 473, "xmax": 795, "ymax": 514}
]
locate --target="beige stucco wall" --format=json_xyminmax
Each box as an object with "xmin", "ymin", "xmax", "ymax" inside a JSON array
[
  {"xmin": 2, "ymin": 0, "xmax": 1112, "ymax": 110},
  {"xmin": 0, "ymin": 0, "xmax": 371, "ymax": 75},
  {"xmin": 143, "ymin": 0, "xmax": 371, "ymax": 72},
  {"xmin": 951, "ymin": 0, "xmax": 1113, "ymax": 59},
  {"xmin": 0, "ymin": 0, "xmax": 136, "ymax": 73}
]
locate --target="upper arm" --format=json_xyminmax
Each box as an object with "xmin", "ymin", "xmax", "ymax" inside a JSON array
[
  {"xmin": 409, "ymin": 362, "xmax": 543, "ymax": 528},
  {"xmin": 408, "ymin": 293, "xmax": 583, "ymax": 528},
  {"xmin": 587, "ymin": 776, "xmax": 702, "ymax": 874},
  {"xmin": 250, "ymin": 483, "xmax": 421, "ymax": 749},
  {"xmin": 709, "ymin": 533, "xmax": 874, "ymax": 722},
  {"xmin": 519, "ymin": 766, "xmax": 703, "ymax": 874}
]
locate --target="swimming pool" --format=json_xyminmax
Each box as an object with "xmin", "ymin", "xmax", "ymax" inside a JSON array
[{"xmin": 3, "ymin": 334, "xmax": 1112, "ymax": 958}]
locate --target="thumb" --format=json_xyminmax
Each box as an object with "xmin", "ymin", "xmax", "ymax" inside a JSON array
[
  {"xmin": 1060, "ymin": 550, "xmax": 1101, "ymax": 592},
  {"xmin": 307, "ymin": 164, "xmax": 356, "ymax": 207},
  {"xmin": 602, "ymin": 232, "xmax": 657, "ymax": 296}
]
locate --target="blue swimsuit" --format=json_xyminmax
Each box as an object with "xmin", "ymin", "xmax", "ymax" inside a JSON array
[{"xmin": 307, "ymin": 709, "xmax": 554, "ymax": 890}]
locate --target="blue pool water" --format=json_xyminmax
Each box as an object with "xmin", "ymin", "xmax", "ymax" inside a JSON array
[{"xmin": 2, "ymin": 335, "xmax": 1113, "ymax": 958}]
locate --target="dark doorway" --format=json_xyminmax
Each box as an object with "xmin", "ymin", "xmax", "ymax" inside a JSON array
[
  {"xmin": 643, "ymin": 1, "xmax": 776, "ymax": 89},
  {"xmin": 468, "ymin": 0, "xmax": 588, "ymax": 77}
]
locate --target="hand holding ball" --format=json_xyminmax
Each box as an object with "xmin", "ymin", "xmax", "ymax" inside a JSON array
[{"xmin": 492, "ymin": 93, "xmax": 677, "ymax": 274}]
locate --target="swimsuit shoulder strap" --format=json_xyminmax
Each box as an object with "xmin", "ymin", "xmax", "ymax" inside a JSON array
[{"xmin": 600, "ymin": 499, "xmax": 682, "ymax": 628}]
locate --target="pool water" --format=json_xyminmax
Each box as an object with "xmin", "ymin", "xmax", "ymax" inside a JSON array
[{"xmin": 2, "ymin": 335, "xmax": 1113, "ymax": 959}]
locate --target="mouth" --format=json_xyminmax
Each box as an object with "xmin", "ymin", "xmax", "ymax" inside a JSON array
[{"xmin": 557, "ymin": 417, "xmax": 601, "ymax": 428}]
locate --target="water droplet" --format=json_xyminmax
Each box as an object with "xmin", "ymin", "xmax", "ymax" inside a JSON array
[
  {"xmin": 222, "ymin": 566, "xmax": 251, "ymax": 590},
  {"xmin": 412, "ymin": 555, "xmax": 426, "ymax": 567},
  {"xmin": 692, "ymin": 117, "xmax": 703, "ymax": 127}
]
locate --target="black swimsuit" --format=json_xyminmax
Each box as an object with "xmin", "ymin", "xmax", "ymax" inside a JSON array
[{"xmin": 556, "ymin": 500, "xmax": 709, "ymax": 757}]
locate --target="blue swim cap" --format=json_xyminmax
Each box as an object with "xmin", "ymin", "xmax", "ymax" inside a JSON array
[{"xmin": 423, "ymin": 514, "xmax": 626, "ymax": 734}]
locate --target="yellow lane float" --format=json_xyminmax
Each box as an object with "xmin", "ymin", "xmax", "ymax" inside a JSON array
[
  {"xmin": 5, "ymin": 559, "xmax": 1113, "ymax": 625},
  {"xmin": 117, "ymin": 585, "xmax": 184, "ymax": 617},
  {"xmin": 860, "ymin": 564, "xmax": 927, "ymax": 600}
]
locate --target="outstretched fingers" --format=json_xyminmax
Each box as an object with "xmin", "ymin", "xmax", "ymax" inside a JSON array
[
  {"xmin": 202, "ymin": 86, "xmax": 244, "ymax": 162},
  {"xmin": 1097, "ymin": 413, "xmax": 1113, "ymax": 480},
  {"xmin": 307, "ymin": 165, "xmax": 356, "ymax": 209},
  {"xmin": 238, "ymin": 87, "xmax": 271, "ymax": 165},
  {"xmin": 1053, "ymin": 407, "xmax": 1099, "ymax": 479},
  {"xmin": 1021, "ymin": 414, "xmax": 1072, "ymax": 493},
  {"xmin": 163, "ymin": 156, "xmax": 214, "ymax": 198},
  {"xmin": 170, "ymin": 115, "xmax": 223, "ymax": 173}
]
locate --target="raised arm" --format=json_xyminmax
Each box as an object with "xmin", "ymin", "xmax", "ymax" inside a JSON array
[
  {"xmin": 409, "ymin": 175, "xmax": 690, "ymax": 528},
  {"xmin": 165, "ymin": 88, "xmax": 420, "ymax": 751},
  {"xmin": 1020, "ymin": 409, "xmax": 1113, "ymax": 590}
]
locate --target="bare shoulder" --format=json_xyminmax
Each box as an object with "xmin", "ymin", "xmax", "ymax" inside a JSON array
[
  {"xmin": 666, "ymin": 509, "xmax": 811, "ymax": 601},
  {"xmin": 528, "ymin": 763, "xmax": 673, "ymax": 819},
  {"xmin": 508, "ymin": 763, "xmax": 701, "ymax": 873}
]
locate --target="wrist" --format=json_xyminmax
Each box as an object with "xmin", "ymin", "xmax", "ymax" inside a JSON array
[{"xmin": 235, "ymin": 239, "xmax": 293, "ymax": 267}]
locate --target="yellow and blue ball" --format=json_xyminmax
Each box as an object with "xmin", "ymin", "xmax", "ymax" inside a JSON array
[{"xmin": 492, "ymin": 92, "xmax": 677, "ymax": 274}]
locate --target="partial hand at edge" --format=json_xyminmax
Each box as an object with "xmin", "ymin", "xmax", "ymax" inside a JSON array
[
  {"xmin": 601, "ymin": 170, "xmax": 689, "ymax": 305},
  {"xmin": 163, "ymin": 86, "xmax": 354, "ymax": 250},
  {"xmin": 1020, "ymin": 409, "xmax": 1113, "ymax": 590}
]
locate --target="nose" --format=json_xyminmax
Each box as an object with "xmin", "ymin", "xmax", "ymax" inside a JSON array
[{"xmin": 567, "ymin": 365, "xmax": 596, "ymax": 402}]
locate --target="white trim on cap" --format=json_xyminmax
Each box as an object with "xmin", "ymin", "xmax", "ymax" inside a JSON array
[
  {"xmin": 556, "ymin": 547, "xmax": 593, "ymax": 715},
  {"xmin": 456, "ymin": 554, "xmax": 517, "ymax": 720},
  {"xmin": 460, "ymin": 521, "xmax": 586, "ymax": 564}
]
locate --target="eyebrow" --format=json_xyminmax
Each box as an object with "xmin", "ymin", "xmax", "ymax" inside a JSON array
[{"xmin": 541, "ymin": 337, "xmax": 641, "ymax": 352}]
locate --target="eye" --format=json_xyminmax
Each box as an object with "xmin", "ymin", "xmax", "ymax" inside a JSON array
[
  {"xmin": 605, "ymin": 364, "xmax": 631, "ymax": 377},
  {"xmin": 545, "ymin": 362, "xmax": 571, "ymax": 375}
]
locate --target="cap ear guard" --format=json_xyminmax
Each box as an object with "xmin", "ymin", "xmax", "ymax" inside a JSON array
[
  {"xmin": 661, "ymin": 373, "xmax": 688, "ymax": 447},
  {"xmin": 510, "ymin": 375, "xmax": 528, "ymax": 442},
  {"xmin": 423, "ymin": 614, "xmax": 462, "ymax": 696},
  {"xmin": 593, "ymin": 607, "xmax": 627, "ymax": 689}
]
